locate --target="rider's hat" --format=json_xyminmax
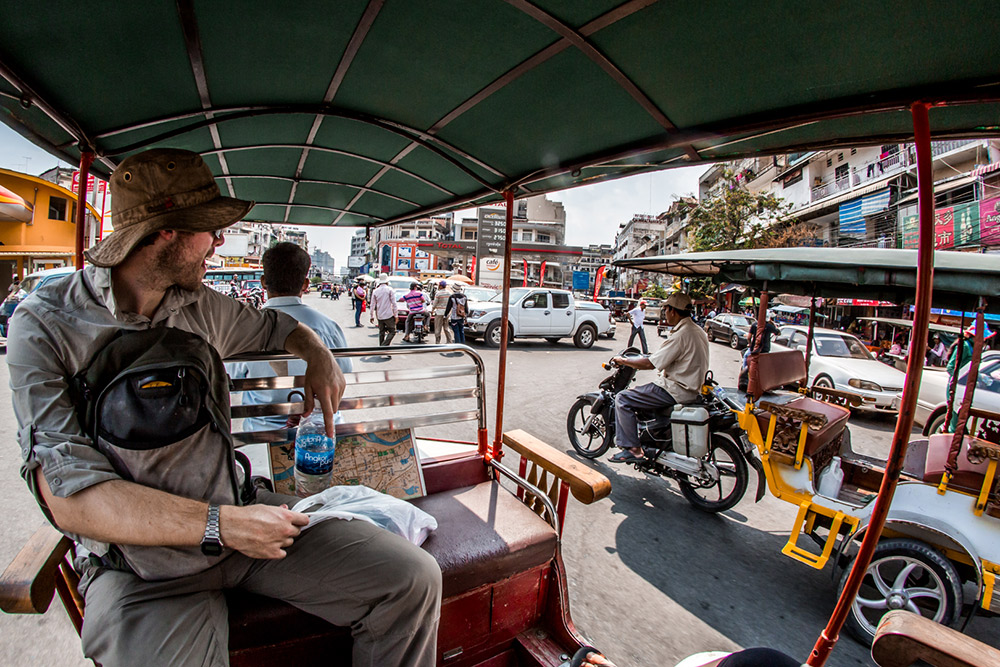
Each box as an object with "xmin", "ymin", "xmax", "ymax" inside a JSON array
[
  {"xmin": 663, "ymin": 292, "xmax": 692, "ymax": 312},
  {"xmin": 85, "ymin": 148, "xmax": 254, "ymax": 267},
  {"xmin": 965, "ymin": 322, "xmax": 996, "ymax": 339}
]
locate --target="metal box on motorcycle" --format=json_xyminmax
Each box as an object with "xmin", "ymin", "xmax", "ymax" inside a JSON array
[{"xmin": 671, "ymin": 406, "xmax": 711, "ymax": 458}]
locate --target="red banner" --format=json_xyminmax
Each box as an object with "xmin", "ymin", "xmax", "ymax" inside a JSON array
[
  {"xmin": 593, "ymin": 265, "xmax": 606, "ymax": 301},
  {"xmin": 470, "ymin": 256, "xmax": 476, "ymax": 282},
  {"xmin": 522, "ymin": 258, "xmax": 528, "ymax": 287},
  {"xmin": 539, "ymin": 261, "xmax": 546, "ymax": 286}
]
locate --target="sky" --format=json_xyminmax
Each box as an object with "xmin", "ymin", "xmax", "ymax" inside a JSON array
[{"xmin": 0, "ymin": 123, "xmax": 705, "ymax": 267}]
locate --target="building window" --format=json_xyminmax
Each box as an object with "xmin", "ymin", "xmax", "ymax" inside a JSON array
[
  {"xmin": 462, "ymin": 229, "xmax": 476, "ymax": 240},
  {"xmin": 521, "ymin": 230, "xmax": 533, "ymax": 242},
  {"xmin": 49, "ymin": 196, "xmax": 68, "ymax": 221},
  {"xmin": 417, "ymin": 231, "xmax": 427, "ymax": 238},
  {"xmin": 400, "ymin": 230, "xmax": 410, "ymax": 238},
  {"xmin": 850, "ymin": 148, "xmax": 857, "ymax": 155},
  {"xmin": 782, "ymin": 168, "xmax": 803, "ymax": 188},
  {"xmin": 835, "ymin": 164, "xmax": 849, "ymax": 184},
  {"xmin": 838, "ymin": 153, "xmax": 844, "ymax": 162},
  {"xmin": 537, "ymin": 233, "xmax": 551, "ymax": 243},
  {"xmin": 826, "ymin": 158, "xmax": 832, "ymax": 168}
]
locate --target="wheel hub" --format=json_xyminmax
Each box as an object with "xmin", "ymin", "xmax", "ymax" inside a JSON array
[{"xmin": 887, "ymin": 592, "xmax": 907, "ymax": 610}]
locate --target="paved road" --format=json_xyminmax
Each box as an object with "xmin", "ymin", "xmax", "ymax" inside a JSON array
[{"xmin": 1, "ymin": 292, "xmax": 997, "ymax": 666}]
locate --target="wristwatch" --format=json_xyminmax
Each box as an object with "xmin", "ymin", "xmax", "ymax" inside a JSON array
[{"xmin": 200, "ymin": 504, "xmax": 224, "ymax": 557}]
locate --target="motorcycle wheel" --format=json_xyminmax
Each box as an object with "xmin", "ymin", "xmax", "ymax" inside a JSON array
[
  {"xmin": 567, "ymin": 397, "xmax": 612, "ymax": 459},
  {"xmin": 679, "ymin": 434, "xmax": 748, "ymax": 513}
]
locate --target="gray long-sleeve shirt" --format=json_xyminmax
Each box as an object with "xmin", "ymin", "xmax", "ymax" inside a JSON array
[{"xmin": 7, "ymin": 265, "xmax": 298, "ymax": 557}]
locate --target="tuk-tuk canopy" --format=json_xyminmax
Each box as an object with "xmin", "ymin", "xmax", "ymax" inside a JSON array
[
  {"xmin": 2, "ymin": 2, "xmax": 999, "ymax": 228},
  {"xmin": 616, "ymin": 248, "xmax": 1000, "ymax": 311}
]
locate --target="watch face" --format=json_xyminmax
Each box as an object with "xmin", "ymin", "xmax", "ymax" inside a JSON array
[{"xmin": 201, "ymin": 540, "xmax": 223, "ymax": 557}]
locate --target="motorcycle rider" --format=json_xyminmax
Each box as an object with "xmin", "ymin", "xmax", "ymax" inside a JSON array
[
  {"xmin": 608, "ymin": 292, "xmax": 709, "ymax": 464},
  {"xmin": 402, "ymin": 282, "xmax": 430, "ymax": 343}
]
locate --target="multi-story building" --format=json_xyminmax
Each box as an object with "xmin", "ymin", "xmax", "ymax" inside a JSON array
[
  {"xmin": 311, "ymin": 248, "xmax": 336, "ymax": 278},
  {"xmin": 348, "ymin": 229, "xmax": 369, "ymax": 278},
  {"xmin": 281, "ymin": 229, "xmax": 308, "ymax": 251},
  {"xmin": 613, "ymin": 213, "xmax": 665, "ymax": 292},
  {"xmin": 372, "ymin": 214, "xmax": 452, "ymax": 277},
  {"xmin": 571, "ymin": 244, "xmax": 614, "ymax": 291},
  {"xmin": 658, "ymin": 197, "xmax": 697, "ymax": 256},
  {"xmin": 0, "ymin": 167, "xmax": 101, "ymax": 292}
]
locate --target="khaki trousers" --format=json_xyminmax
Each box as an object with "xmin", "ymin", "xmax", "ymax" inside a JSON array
[
  {"xmin": 78, "ymin": 491, "xmax": 441, "ymax": 667},
  {"xmin": 434, "ymin": 313, "xmax": 453, "ymax": 344}
]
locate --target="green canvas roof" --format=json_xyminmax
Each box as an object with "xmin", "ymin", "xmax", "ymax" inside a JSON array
[
  {"xmin": 2, "ymin": 1, "xmax": 999, "ymax": 228},
  {"xmin": 616, "ymin": 248, "xmax": 1000, "ymax": 310}
]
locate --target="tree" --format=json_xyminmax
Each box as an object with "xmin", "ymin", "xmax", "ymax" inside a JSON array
[
  {"xmin": 641, "ymin": 284, "xmax": 669, "ymax": 299},
  {"xmin": 684, "ymin": 169, "xmax": 793, "ymax": 251}
]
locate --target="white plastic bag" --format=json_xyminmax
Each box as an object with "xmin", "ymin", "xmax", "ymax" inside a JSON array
[{"xmin": 291, "ymin": 485, "xmax": 437, "ymax": 546}]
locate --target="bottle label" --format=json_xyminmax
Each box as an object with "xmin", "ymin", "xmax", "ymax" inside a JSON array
[{"xmin": 295, "ymin": 433, "xmax": 335, "ymax": 475}]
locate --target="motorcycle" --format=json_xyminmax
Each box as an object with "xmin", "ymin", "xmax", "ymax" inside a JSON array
[
  {"xmin": 566, "ymin": 349, "xmax": 766, "ymax": 513},
  {"xmin": 410, "ymin": 311, "xmax": 428, "ymax": 343},
  {"xmin": 238, "ymin": 287, "xmax": 265, "ymax": 309}
]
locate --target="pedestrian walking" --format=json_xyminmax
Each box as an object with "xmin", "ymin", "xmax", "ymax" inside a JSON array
[
  {"xmin": 352, "ymin": 278, "xmax": 366, "ymax": 327},
  {"xmin": 432, "ymin": 280, "xmax": 454, "ymax": 344},
  {"xmin": 370, "ymin": 273, "xmax": 399, "ymax": 347},
  {"xmin": 445, "ymin": 283, "xmax": 468, "ymax": 344},
  {"xmin": 626, "ymin": 300, "xmax": 648, "ymax": 354}
]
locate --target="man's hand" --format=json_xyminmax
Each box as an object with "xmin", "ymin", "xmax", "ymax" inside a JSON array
[
  {"xmin": 220, "ymin": 504, "xmax": 310, "ymax": 559},
  {"xmin": 284, "ymin": 324, "xmax": 346, "ymax": 437}
]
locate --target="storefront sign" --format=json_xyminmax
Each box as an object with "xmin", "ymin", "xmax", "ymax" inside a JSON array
[
  {"xmin": 980, "ymin": 197, "xmax": 1000, "ymax": 245},
  {"xmin": 476, "ymin": 208, "xmax": 506, "ymax": 283},
  {"xmin": 836, "ymin": 299, "xmax": 895, "ymax": 306}
]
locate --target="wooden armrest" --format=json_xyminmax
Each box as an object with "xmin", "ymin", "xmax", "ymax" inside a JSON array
[
  {"xmin": 968, "ymin": 437, "xmax": 1000, "ymax": 462},
  {"xmin": 808, "ymin": 386, "xmax": 864, "ymax": 408},
  {"xmin": 969, "ymin": 406, "xmax": 1000, "ymax": 425},
  {"xmin": 757, "ymin": 401, "xmax": 828, "ymax": 430},
  {"xmin": 872, "ymin": 610, "xmax": 1000, "ymax": 667},
  {"xmin": 0, "ymin": 524, "xmax": 72, "ymax": 614},
  {"xmin": 502, "ymin": 429, "xmax": 611, "ymax": 504}
]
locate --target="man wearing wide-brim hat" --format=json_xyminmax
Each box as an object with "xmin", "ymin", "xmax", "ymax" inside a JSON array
[{"xmin": 7, "ymin": 148, "xmax": 441, "ymax": 667}]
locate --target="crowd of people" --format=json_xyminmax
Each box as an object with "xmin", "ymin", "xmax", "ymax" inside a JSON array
[{"xmin": 347, "ymin": 273, "xmax": 470, "ymax": 348}]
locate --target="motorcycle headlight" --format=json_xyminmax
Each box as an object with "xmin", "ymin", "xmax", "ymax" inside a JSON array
[{"xmin": 848, "ymin": 379, "xmax": 883, "ymax": 392}]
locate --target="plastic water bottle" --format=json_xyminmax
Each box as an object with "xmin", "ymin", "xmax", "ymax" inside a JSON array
[
  {"xmin": 294, "ymin": 408, "xmax": 336, "ymax": 497},
  {"xmin": 817, "ymin": 456, "xmax": 845, "ymax": 499}
]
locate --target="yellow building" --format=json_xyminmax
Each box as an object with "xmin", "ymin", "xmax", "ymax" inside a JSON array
[{"xmin": 0, "ymin": 167, "xmax": 100, "ymax": 293}]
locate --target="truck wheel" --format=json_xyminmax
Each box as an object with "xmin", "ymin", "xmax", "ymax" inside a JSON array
[
  {"xmin": 840, "ymin": 538, "xmax": 962, "ymax": 646},
  {"xmin": 574, "ymin": 324, "xmax": 596, "ymax": 349},
  {"xmin": 485, "ymin": 321, "xmax": 512, "ymax": 348}
]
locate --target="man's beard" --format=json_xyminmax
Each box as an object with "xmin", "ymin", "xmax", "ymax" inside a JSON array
[{"xmin": 154, "ymin": 237, "xmax": 206, "ymax": 292}]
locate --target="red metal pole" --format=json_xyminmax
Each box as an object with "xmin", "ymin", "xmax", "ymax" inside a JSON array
[
  {"xmin": 98, "ymin": 180, "xmax": 108, "ymax": 241},
  {"xmin": 807, "ymin": 101, "xmax": 937, "ymax": 666},
  {"xmin": 491, "ymin": 190, "xmax": 515, "ymax": 461},
  {"xmin": 74, "ymin": 151, "xmax": 95, "ymax": 270}
]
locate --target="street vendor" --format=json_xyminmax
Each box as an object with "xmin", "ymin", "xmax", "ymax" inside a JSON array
[{"xmin": 7, "ymin": 148, "xmax": 441, "ymax": 667}]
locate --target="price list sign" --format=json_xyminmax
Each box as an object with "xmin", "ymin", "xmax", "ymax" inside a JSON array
[{"xmin": 476, "ymin": 208, "xmax": 507, "ymax": 282}]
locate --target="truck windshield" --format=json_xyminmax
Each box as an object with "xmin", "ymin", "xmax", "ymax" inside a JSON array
[{"xmin": 489, "ymin": 287, "xmax": 530, "ymax": 304}]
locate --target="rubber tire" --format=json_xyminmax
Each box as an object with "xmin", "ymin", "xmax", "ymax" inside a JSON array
[
  {"xmin": 574, "ymin": 324, "xmax": 597, "ymax": 349},
  {"xmin": 730, "ymin": 333, "xmax": 741, "ymax": 349},
  {"xmin": 678, "ymin": 434, "xmax": 749, "ymax": 513},
  {"xmin": 485, "ymin": 321, "xmax": 511, "ymax": 348},
  {"xmin": 545, "ymin": 337, "xmax": 561, "ymax": 344},
  {"xmin": 813, "ymin": 375, "xmax": 835, "ymax": 389},
  {"xmin": 925, "ymin": 410, "xmax": 947, "ymax": 436},
  {"xmin": 566, "ymin": 397, "xmax": 613, "ymax": 458},
  {"xmin": 840, "ymin": 538, "xmax": 963, "ymax": 647}
]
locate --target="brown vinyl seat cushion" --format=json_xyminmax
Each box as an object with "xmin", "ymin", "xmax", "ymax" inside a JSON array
[
  {"xmin": 226, "ymin": 481, "xmax": 558, "ymax": 651},
  {"xmin": 755, "ymin": 395, "xmax": 851, "ymax": 458},
  {"xmin": 922, "ymin": 433, "xmax": 993, "ymax": 493}
]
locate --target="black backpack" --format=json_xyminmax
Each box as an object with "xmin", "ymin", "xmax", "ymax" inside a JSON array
[{"xmin": 70, "ymin": 326, "xmax": 248, "ymax": 579}]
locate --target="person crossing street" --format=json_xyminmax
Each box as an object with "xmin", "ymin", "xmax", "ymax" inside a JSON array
[
  {"xmin": 626, "ymin": 300, "xmax": 649, "ymax": 354},
  {"xmin": 432, "ymin": 281, "xmax": 454, "ymax": 344}
]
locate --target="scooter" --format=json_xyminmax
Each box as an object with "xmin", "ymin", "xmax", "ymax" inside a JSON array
[{"xmin": 567, "ymin": 349, "xmax": 765, "ymax": 513}]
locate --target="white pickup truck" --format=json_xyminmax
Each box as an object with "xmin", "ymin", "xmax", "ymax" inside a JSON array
[{"xmin": 465, "ymin": 287, "xmax": 615, "ymax": 349}]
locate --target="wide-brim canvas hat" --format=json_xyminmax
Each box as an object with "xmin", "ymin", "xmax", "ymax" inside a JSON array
[{"xmin": 85, "ymin": 148, "xmax": 254, "ymax": 267}]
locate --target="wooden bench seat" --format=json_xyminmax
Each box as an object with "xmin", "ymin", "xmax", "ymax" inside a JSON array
[{"xmin": 226, "ymin": 478, "xmax": 559, "ymax": 659}]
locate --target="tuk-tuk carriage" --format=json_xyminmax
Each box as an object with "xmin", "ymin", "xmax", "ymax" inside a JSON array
[
  {"xmin": 3, "ymin": 2, "xmax": 1000, "ymax": 665},
  {"xmin": 620, "ymin": 248, "xmax": 1000, "ymax": 647}
]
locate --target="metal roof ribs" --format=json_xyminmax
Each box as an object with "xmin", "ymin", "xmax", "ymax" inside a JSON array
[
  {"xmin": 225, "ymin": 174, "xmax": 418, "ymax": 206},
  {"xmin": 333, "ymin": 0, "xmax": 660, "ymax": 224},
  {"xmin": 200, "ymin": 144, "xmax": 454, "ymax": 196},
  {"xmin": 176, "ymin": 0, "xmax": 235, "ymax": 197},
  {"xmin": 286, "ymin": 0, "xmax": 386, "ymax": 223}
]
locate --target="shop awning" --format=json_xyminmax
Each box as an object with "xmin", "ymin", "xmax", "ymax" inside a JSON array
[
  {"xmin": 0, "ymin": 184, "xmax": 33, "ymax": 223},
  {"xmin": 896, "ymin": 174, "xmax": 978, "ymax": 205},
  {"xmin": 972, "ymin": 162, "xmax": 1000, "ymax": 178}
]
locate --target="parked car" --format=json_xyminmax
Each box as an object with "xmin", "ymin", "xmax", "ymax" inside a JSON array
[
  {"xmin": 701, "ymin": 313, "xmax": 755, "ymax": 348},
  {"xmin": 465, "ymin": 287, "xmax": 614, "ymax": 348},
  {"xmin": 914, "ymin": 350, "xmax": 1000, "ymax": 434},
  {"xmin": 0, "ymin": 266, "xmax": 75, "ymax": 338},
  {"xmin": 772, "ymin": 325, "xmax": 906, "ymax": 411}
]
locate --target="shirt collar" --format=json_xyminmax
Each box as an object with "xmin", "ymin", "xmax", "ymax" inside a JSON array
[
  {"xmin": 264, "ymin": 296, "xmax": 303, "ymax": 308},
  {"xmin": 88, "ymin": 265, "xmax": 201, "ymax": 324}
]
